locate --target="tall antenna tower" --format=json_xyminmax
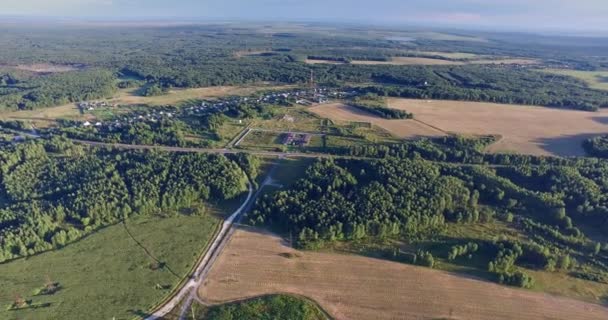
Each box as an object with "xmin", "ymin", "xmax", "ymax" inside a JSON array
[{"xmin": 309, "ymin": 69, "xmax": 316, "ymax": 91}]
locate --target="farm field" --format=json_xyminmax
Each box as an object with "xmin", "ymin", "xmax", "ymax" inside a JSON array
[
  {"xmin": 305, "ymin": 57, "xmax": 538, "ymax": 66},
  {"xmin": 542, "ymin": 69, "xmax": 608, "ymax": 91},
  {"xmin": 309, "ymin": 103, "xmax": 445, "ymax": 139},
  {"xmin": 0, "ymin": 213, "xmax": 220, "ymax": 320},
  {"xmin": 198, "ymin": 227, "xmax": 608, "ymax": 320},
  {"xmin": 311, "ymin": 101, "xmax": 608, "ymax": 156}
]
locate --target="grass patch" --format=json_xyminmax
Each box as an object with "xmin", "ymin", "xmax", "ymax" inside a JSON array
[
  {"xmin": 542, "ymin": 69, "xmax": 608, "ymax": 91},
  {"xmin": 214, "ymin": 120, "xmax": 249, "ymax": 147},
  {"xmin": 239, "ymin": 131, "xmax": 285, "ymax": 151},
  {"xmin": 0, "ymin": 213, "xmax": 220, "ymax": 320}
]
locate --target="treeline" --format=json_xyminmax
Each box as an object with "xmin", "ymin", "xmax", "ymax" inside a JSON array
[
  {"xmin": 0, "ymin": 69, "xmax": 116, "ymax": 110},
  {"xmin": 0, "ymin": 138, "xmax": 248, "ymax": 262},
  {"xmin": 350, "ymin": 96, "xmax": 413, "ymax": 119},
  {"xmin": 202, "ymin": 295, "xmax": 327, "ymax": 320}
]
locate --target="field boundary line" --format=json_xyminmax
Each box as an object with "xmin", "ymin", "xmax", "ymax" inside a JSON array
[
  {"xmin": 137, "ymin": 218, "xmax": 223, "ymax": 319},
  {"xmin": 412, "ymin": 118, "xmax": 451, "ymax": 135}
]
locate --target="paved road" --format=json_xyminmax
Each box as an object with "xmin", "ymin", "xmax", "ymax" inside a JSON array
[
  {"xmin": 72, "ymin": 139, "xmax": 349, "ymax": 159},
  {"xmin": 73, "ymin": 139, "xmax": 518, "ymax": 169},
  {"xmin": 144, "ymin": 179, "xmax": 255, "ymax": 320}
]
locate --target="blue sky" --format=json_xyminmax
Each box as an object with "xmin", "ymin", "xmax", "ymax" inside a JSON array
[{"xmin": 3, "ymin": 0, "xmax": 608, "ymax": 32}]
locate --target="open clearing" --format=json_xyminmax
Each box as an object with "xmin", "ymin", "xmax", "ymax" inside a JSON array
[
  {"xmin": 1, "ymin": 63, "xmax": 83, "ymax": 73},
  {"xmin": 543, "ymin": 69, "xmax": 608, "ymax": 91},
  {"xmin": 199, "ymin": 227, "xmax": 608, "ymax": 320},
  {"xmin": 311, "ymin": 101, "xmax": 608, "ymax": 156},
  {"xmin": 305, "ymin": 57, "xmax": 538, "ymax": 66}
]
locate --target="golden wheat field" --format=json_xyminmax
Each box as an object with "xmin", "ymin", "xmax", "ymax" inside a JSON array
[
  {"xmin": 310, "ymin": 100, "xmax": 608, "ymax": 156},
  {"xmin": 198, "ymin": 227, "xmax": 608, "ymax": 320}
]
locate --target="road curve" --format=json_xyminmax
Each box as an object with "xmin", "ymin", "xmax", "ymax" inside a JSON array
[
  {"xmin": 175, "ymin": 170, "xmax": 279, "ymax": 320},
  {"xmin": 144, "ymin": 179, "xmax": 254, "ymax": 320}
]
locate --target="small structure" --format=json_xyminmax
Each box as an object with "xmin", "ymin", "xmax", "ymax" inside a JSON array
[{"xmin": 282, "ymin": 133, "xmax": 312, "ymax": 146}]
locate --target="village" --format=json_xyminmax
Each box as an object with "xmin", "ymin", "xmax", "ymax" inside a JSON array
[{"xmin": 72, "ymin": 87, "xmax": 357, "ymax": 133}]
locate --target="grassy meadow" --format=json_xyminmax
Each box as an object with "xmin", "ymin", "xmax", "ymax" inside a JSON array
[{"xmin": 0, "ymin": 213, "xmax": 220, "ymax": 320}]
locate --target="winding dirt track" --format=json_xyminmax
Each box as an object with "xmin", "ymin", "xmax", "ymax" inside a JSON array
[{"xmin": 199, "ymin": 227, "xmax": 608, "ymax": 320}]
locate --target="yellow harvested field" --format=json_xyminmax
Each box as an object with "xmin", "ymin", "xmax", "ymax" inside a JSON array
[
  {"xmin": 305, "ymin": 57, "xmax": 538, "ymax": 66},
  {"xmin": 388, "ymin": 99, "xmax": 608, "ymax": 156},
  {"xmin": 199, "ymin": 227, "xmax": 608, "ymax": 320},
  {"xmin": 309, "ymin": 103, "xmax": 445, "ymax": 139},
  {"xmin": 311, "ymin": 101, "xmax": 608, "ymax": 156}
]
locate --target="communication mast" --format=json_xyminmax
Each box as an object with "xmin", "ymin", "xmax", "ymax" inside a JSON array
[{"xmin": 309, "ymin": 69, "xmax": 315, "ymax": 90}]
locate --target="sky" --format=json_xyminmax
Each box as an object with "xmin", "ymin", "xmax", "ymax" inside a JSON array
[{"xmin": 2, "ymin": 0, "xmax": 608, "ymax": 33}]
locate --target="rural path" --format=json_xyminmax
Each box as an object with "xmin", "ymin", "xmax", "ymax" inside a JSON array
[
  {"xmin": 176, "ymin": 164, "xmax": 280, "ymax": 320},
  {"xmin": 143, "ymin": 177, "xmax": 255, "ymax": 320}
]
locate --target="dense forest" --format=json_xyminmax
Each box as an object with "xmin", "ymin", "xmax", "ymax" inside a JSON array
[
  {"xmin": 0, "ymin": 69, "xmax": 116, "ymax": 110},
  {"xmin": 0, "ymin": 138, "xmax": 248, "ymax": 263},
  {"xmin": 250, "ymin": 142, "xmax": 608, "ymax": 288}
]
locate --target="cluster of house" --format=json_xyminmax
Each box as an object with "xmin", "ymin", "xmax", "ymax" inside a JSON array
[
  {"xmin": 78, "ymin": 101, "xmax": 117, "ymax": 112},
  {"xmin": 295, "ymin": 88, "xmax": 357, "ymax": 106},
  {"xmin": 81, "ymin": 108, "xmax": 176, "ymax": 131},
  {"xmin": 282, "ymin": 133, "xmax": 312, "ymax": 146},
  {"xmin": 74, "ymin": 87, "xmax": 361, "ymax": 131}
]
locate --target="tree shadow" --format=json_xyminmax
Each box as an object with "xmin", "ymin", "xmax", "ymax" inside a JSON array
[
  {"xmin": 592, "ymin": 116, "xmax": 608, "ymax": 125},
  {"xmin": 128, "ymin": 309, "xmax": 152, "ymax": 318},
  {"xmin": 532, "ymin": 133, "xmax": 603, "ymax": 157}
]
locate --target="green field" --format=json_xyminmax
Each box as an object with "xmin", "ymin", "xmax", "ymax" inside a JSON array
[
  {"xmin": 543, "ymin": 69, "xmax": 608, "ymax": 91},
  {"xmin": 194, "ymin": 294, "xmax": 329, "ymax": 320},
  {"xmin": 239, "ymin": 130, "xmax": 285, "ymax": 151},
  {"xmin": 0, "ymin": 213, "xmax": 220, "ymax": 320}
]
